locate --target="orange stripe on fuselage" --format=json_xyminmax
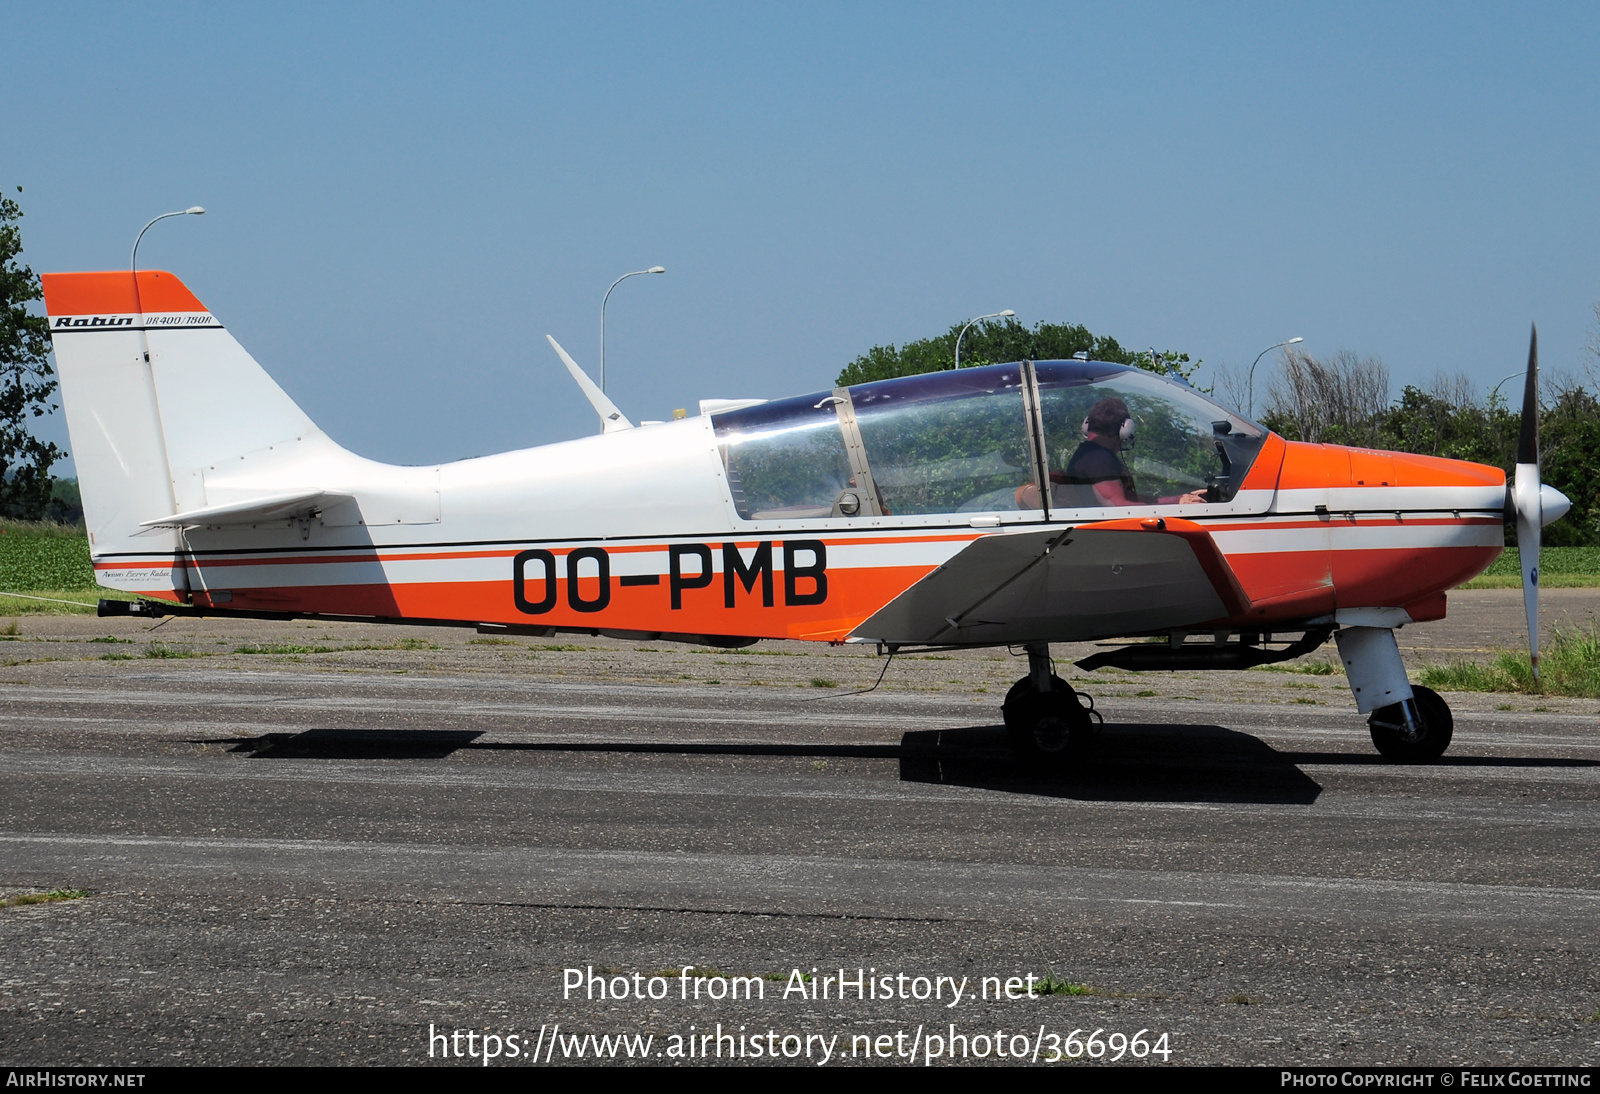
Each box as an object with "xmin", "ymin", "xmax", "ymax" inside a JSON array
[{"xmin": 182, "ymin": 564, "xmax": 940, "ymax": 642}]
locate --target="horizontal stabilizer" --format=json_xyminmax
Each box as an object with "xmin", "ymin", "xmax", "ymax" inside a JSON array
[
  {"xmin": 545, "ymin": 335, "xmax": 633, "ymax": 433},
  {"xmin": 139, "ymin": 490, "xmax": 354, "ymax": 529}
]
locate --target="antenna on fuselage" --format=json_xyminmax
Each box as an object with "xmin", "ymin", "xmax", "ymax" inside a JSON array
[{"xmin": 546, "ymin": 335, "xmax": 635, "ymax": 434}]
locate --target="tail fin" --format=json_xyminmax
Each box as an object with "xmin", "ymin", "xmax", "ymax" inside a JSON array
[{"xmin": 41, "ymin": 270, "xmax": 329, "ymax": 556}]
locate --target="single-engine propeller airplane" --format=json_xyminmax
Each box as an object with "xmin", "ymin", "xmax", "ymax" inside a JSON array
[{"xmin": 40, "ymin": 268, "xmax": 1572, "ymax": 764}]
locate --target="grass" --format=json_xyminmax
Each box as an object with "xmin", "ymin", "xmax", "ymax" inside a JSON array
[
  {"xmin": 809, "ymin": 677, "xmax": 837, "ymax": 688},
  {"xmin": 1, "ymin": 888, "xmax": 88, "ymax": 909},
  {"xmin": 649, "ymin": 967, "xmax": 732, "ymax": 980},
  {"xmin": 1254, "ymin": 660, "xmax": 1342, "ymax": 675},
  {"xmin": 0, "ymin": 522, "xmax": 97, "ymax": 589},
  {"xmin": 0, "ymin": 590, "xmax": 137, "ymax": 615},
  {"xmin": 1464, "ymin": 547, "xmax": 1600, "ymax": 588},
  {"xmin": 145, "ymin": 644, "xmax": 206, "ymax": 659},
  {"xmin": 234, "ymin": 638, "xmax": 439, "ymax": 655},
  {"xmin": 1462, "ymin": 574, "xmax": 1600, "ymax": 588},
  {"xmin": 1419, "ymin": 623, "xmax": 1600, "ymax": 698},
  {"xmin": 1034, "ymin": 976, "xmax": 1095, "ymax": 997},
  {"xmin": 692, "ymin": 647, "xmax": 801, "ymax": 657},
  {"xmin": 1480, "ymin": 546, "xmax": 1600, "ymax": 576}
]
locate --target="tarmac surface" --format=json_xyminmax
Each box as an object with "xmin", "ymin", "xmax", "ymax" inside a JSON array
[{"xmin": 1, "ymin": 590, "xmax": 1597, "ymax": 1067}]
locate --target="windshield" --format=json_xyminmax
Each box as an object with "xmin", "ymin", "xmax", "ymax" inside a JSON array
[
  {"xmin": 713, "ymin": 361, "xmax": 1268, "ymax": 521},
  {"xmin": 712, "ymin": 392, "xmax": 854, "ymax": 519},
  {"xmin": 1031, "ymin": 361, "xmax": 1266, "ymax": 508},
  {"xmin": 846, "ymin": 364, "xmax": 1035, "ymax": 515}
]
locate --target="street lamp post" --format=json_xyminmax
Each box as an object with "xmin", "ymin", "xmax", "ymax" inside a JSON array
[
  {"xmin": 601, "ymin": 266, "xmax": 666, "ymax": 393},
  {"xmin": 1246, "ymin": 336, "xmax": 1303, "ymax": 417},
  {"xmin": 1489, "ymin": 371, "xmax": 1525, "ymax": 402},
  {"xmin": 129, "ymin": 206, "xmax": 205, "ymax": 532},
  {"xmin": 131, "ymin": 207, "xmax": 205, "ymax": 273},
  {"xmin": 954, "ymin": 310, "xmax": 1015, "ymax": 369}
]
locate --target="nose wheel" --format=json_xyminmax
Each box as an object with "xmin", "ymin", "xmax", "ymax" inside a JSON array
[{"xmin": 1367, "ymin": 684, "xmax": 1453, "ymax": 763}]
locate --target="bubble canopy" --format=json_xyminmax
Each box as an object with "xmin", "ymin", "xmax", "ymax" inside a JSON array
[{"xmin": 712, "ymin": 362, "xmax": 1267, "ymax": 520}]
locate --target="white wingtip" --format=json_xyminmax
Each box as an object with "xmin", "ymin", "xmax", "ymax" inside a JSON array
[{"xmin": 545, "ymin": 335, "xmax": 633, "ymax": 434}]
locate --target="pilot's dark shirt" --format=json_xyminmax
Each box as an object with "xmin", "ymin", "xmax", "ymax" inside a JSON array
[{"xmin": 1060, "ymin": 441, "xmax": 1139, "ymax": 505}]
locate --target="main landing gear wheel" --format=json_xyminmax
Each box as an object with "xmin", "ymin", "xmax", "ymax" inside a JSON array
[
  {"xmin": 1002, "ymin": 674, "xmax": 1098, "ymax": 765},
  {"xmin": 1368, "ymin": 684, "xmax": 1453, "ymax": 763}
]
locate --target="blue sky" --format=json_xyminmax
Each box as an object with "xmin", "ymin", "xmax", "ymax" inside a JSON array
[{"xmin": 5, "ymin": 2, "xmax": 1598, "ymax": 473}]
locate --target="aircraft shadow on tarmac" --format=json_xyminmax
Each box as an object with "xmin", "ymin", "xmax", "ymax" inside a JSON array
[
  {"xmin": 198, "ymin": 722, "xmax": 1324, "ymax": 805},
  {"xmin": 195, "ymin": 725, "xmax": 1599, "ymax": 807},
  {"xmin": 897, "ymin": 724, "xmax": 1325, "ymax": 805},
  {"xmin": 218, "ymin": 728, "xmax": 485, "ymax": 760}
]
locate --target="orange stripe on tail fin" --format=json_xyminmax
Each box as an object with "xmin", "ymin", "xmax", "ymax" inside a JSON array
[{"xmin": 40, "ymin": 270, "xmax": 208, "ymax": 316}]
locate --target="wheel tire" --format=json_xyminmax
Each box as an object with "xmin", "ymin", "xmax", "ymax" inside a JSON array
[
  {"xmin": 1368, "ymin": 684, "xmax": 1453, "ymax": 763},
  {"xmin": 1003, "ymin": 675, "xmax": 1094, "ymax": 765}
]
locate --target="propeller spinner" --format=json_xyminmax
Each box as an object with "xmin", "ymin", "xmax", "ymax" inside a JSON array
[{"xmin": 1508, "ymin": 325, "xmax": 1573, "ymax": 681}]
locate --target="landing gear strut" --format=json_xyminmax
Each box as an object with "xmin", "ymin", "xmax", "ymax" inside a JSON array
[
  {"xmin": 1002, "ymin": 642, "xmax": 1099, "ymax": 764},
  {"xmin": 1336, "ymin": 625, "xmax": 1455, "ymax": 763}
]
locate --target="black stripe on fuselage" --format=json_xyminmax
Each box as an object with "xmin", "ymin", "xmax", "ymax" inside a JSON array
[{"xmin": 88, "ymin": 507, "xmax": 1507, "ymax": 562}]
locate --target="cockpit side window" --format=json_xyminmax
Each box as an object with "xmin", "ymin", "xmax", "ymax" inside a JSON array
[
  {"xmin": 847, "ymin": 364, "xmax": 1035, "ymax": 515},
  {"xmin": 713, "ymin": 393, "xmax": 855, "ymax": 520},
  {"xmin": 1032, "ymin": 363, "xmax": 1267, "ymax": 508}
]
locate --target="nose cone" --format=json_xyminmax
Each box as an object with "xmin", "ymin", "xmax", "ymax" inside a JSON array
[{"xmin": 1540, "ymin": 483, "xmax": 1572, "ymax": 527}]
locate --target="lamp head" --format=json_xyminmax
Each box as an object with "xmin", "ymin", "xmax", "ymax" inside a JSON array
[
  {"xmin": 1000, "ymin": 309, "xmax": 1015, "ymax": 317},
  {"xmin": 185, "ymin": 206, "xmax": 206, "ymax": 215},
  {"xmin": 1288, "ymin": 336, "xmax": 1303, "ymax": 345},
  {"xmin": 647, "ymin": 266, "xmax": 665, "ymax": 274}
]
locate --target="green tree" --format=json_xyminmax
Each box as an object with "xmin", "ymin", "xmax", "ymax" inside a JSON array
[
  {"xmin": 1377, "ymin": 385, "xmax": 1519, "ymax": 468},
  {"xmin": 1265, "ymin": 354, "xmax": 1599, "ymax": 546},
  {"xmin": 1540, "ymin": 387, "xmax": 1600, "ymax": 546},
  {"xmin": 0, "ymin": 186, "xmax": 63, "ymax": 520},
  {"xmin": 836, "ymin": 316, "xmax": 1197, "ymax": 386}
]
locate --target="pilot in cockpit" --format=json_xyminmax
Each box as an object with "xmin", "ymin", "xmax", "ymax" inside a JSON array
[{"xmin": 1017, "ymin": 395, "xmax": 1207, "ymax": 509}]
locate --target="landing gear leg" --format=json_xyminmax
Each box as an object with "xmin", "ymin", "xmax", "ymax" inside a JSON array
[
  {"xmin": 1335, "ymin": 626, "xmax": 1454, "ymax": 763},
  {"xmin": 1003, "ymin": 642, "xmax": 1095, "ymax": 765}
]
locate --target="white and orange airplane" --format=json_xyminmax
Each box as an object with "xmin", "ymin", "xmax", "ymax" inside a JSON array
[{"xmin": 41, "ymin": 268, "xmax": 1571, "ymax": 765}]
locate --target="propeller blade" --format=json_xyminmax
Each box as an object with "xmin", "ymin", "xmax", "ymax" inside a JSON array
[
  {"xmin": 1519, "ymin": 498, "xmax": 1541, "ymax": 682},
  {"xmin": 1517, "ymin": 325, "xmax": 1539, "ymax": 466},
  {"xmin": 1511, "ymin": 324, "xmax": 1541, "ymax": 681}
]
